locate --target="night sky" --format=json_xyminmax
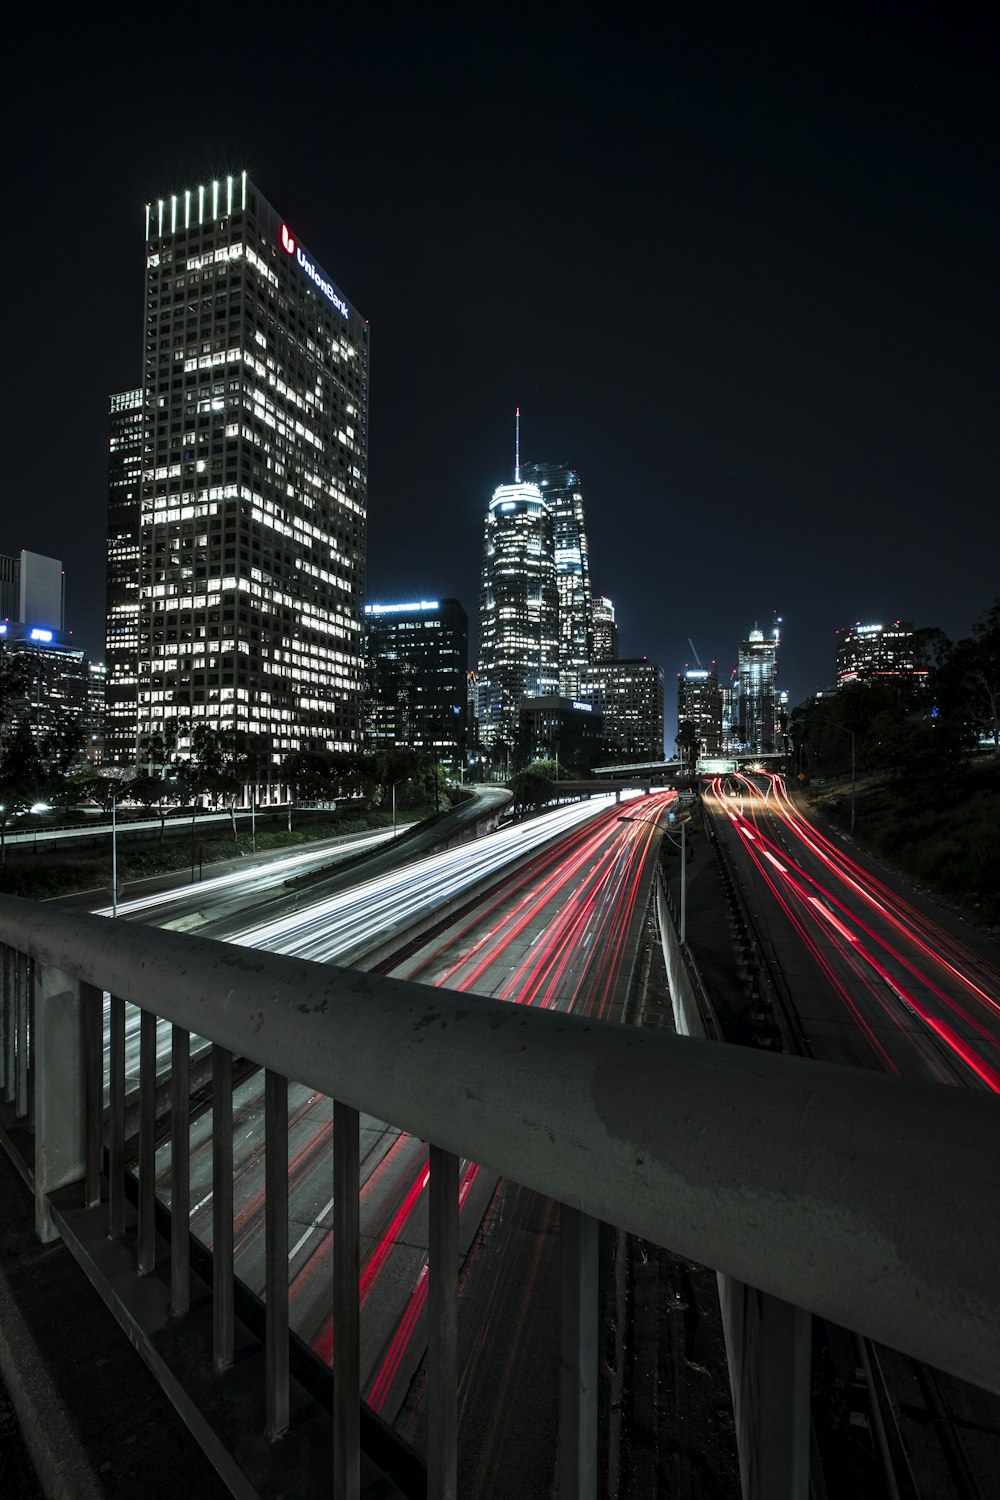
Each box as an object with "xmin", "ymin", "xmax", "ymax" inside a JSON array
[{"xmin": 6, "ymin": 8, "xmax": 997, "ymax": 743}]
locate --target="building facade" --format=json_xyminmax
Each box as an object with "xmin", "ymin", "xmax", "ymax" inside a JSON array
[
  {"xmin": 835, "ymin": 621, "xmax": 927, "ymax": 690},
  {"xmin": 677, "ymin": 665, "xmax": 723, "ymax": 757},
  {"xmin": 106, "ymin": 390, "xmax": 144, "ymax": 766},
  {"xmin": 478, "ymin": 480, "xmax": 559, "ymax": 749},
  {"xmin": 518, "ymin": 695, "xmax": 605, "ymax": 769},
  {"xmin": 582, "ymin": 659, "xmax": 665, "ymax": 760},
  {"xmin": 0, "ymin": 551, "xmax": 65, "ymax": 633},
  {"xmin": 737, "ymin": 624, "xmax": 780, "ymax": 753},
  {"xmin": 111, "ymin": 174, "xmax": 369, "ymax": 771},
  {"xmin": 364, "ymin": 598, "xmax": 468, "ymax": 763},
  {"xmin": 0, "ymin": 623, "xmax": 91, "ymax": 747},
  {"xmin": 520, "ymin": 463, "xmax": 592, "ymax": 698},
  {"xmin": 591, "ymin": 595, "xmax": 618, "ymax": 662}
]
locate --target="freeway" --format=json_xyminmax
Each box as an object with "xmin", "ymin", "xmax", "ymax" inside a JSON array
[
  {"xmin": 705, "ymin": 772, "xmax": 1000, "ymax": 1496},
  {"xmin": 706, "ymin": 772, "xmax": 1000, "ymax": 1089},
  {"xmin": 150, "ymin": 788, "xmax": 673, "ymax": 1495}
]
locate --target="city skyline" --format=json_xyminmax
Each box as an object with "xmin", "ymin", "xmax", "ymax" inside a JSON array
[{"xmin": 3, "ymin": 13, "xmax": 997, "ymax": 735}]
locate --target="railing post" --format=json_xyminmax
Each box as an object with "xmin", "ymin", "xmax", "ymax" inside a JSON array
[
  {"xmin": 0, "ymin": 944, "xmax": 13, "ymax": 1102},
  {"xmin": 333, "ymin": 1100, "xmax": 359, "ymax": 1500},
  {"xmin": 31, "ymin": 960, "xmax": 88, "ymax": 1243},
  {"xmin": 559, "ymin": 1205, "xmax": 599, "ymax": 1500},
  {"xmin": 108, "ymin": 995, "xmax": 126, "ymax": 1237},
  {"xmin": 429, "ymin": 1145, "xmax": 459, "ymax": 1500},
  {"xmin": 15, "ymin": 951, "xmax": 29, "ymax": 1119},
  {"xmin": 265, "ymin": 1069, "xmax": 289, "ymax": 1440},
  {"xmin": 171, "ymin": 1025, "xmax": 191, "ymax": 1315},
  {"xmin": 138, "ymin": 1009, "xmax": 157, "ymax": 1274},
  {"xmin": 758, "ymin": 1291, "xmax": 811, "ymax": 1499},
  {"xmin": 83, "ymin": 984, "xmax": 103, "ymax": 1208},
  {"xmin": 212, "ymin": 1044, "xmax": 234, "ymax": 1371}
]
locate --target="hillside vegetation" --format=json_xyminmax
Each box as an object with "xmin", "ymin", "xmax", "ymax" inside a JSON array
[{"xmin": 813, "ymin": 756, "xmax": 1000, "ymax": 927}]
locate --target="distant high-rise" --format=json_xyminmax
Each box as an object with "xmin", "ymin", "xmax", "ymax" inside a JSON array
[
  {"xmin": 591, "ymin": 595, "xmax": 618, "ymax": 662},
  {"xmin": 0, "ymin": 553, "xmax": 88, "ymax": 757},
  {"xmin": 106, "ymin": 389, "xmax": 143, "ymax": 766},
  {"xmin": 582, "ymin": 658, "xmax": 664, "ymax": 760},
  {"xmin": 677, "ymin": 665, "xmax": 722, "ymax": 757},
  {"xmin": 737, "ymin": 621, "xmax": 780, "ymax": 753},
  {"xmin": 111, "ymin": 173, "xmax": 369, "ymax": 771},
  {"xmin": 836, "ymin": 621, "xmax": 927, "ymax": 690},
  {"xmin": 364, "ymin": 598, "xmax": 468, "ymax": 763},
  {"xmin": 521, "ymin": 463, "xmax": 591, "ymax": 698},
  {"xmin": 0, "ymin": 550, "xmax": 65, "ymax": 633},
  {"xmin": 478, "ymin": 443, "xmax": 559, "ymax": 749}
]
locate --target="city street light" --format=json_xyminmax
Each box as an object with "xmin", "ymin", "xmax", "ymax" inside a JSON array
[
  {"xmin": 824, "ymin": 723, "xmax": 856, "ymax": 835},
  {"xmin": 391, "ymin": 777, "xmax": 411, "ymax": 838}
]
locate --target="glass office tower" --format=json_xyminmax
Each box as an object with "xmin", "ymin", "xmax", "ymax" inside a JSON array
[
  {"xmin": 478, "ymin": 480, "xmax": 559, "ymax": 750},
  {"xmin": 116, "ymin": 174, "xmax": 369, "ymax": 771},
  {"xmin": 737, "ymin": 623, "xmax": 779, "ymax": 753},
  {"xmin": 364, "ymin": 597, "xmax": 468, "ymax": 764},
  {"xmin": 520, "ymin": 463, "xmax": 591, "ymax": 698},
  {"xmin": 105, "ymin": 389, "xmax": 143, "ymax": 766}
]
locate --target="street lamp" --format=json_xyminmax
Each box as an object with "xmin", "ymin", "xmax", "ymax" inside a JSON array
[
  {"xmin": 391, "ymin": 777, "xmax": 411, "ymax": 838},
  {"xmin": 820, "ymin": 722, "xmax": 856, "ymax": 835}
]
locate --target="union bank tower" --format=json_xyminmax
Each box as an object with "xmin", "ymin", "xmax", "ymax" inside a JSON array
[{"xmin": 106, "ymin": 173, "xmax": 369, "ymax": 769}]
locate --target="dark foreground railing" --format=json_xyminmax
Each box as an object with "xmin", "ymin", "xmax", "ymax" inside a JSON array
[{"xmin": 0, "ymin": 893, "xmax": 998, "ymax": 1500}]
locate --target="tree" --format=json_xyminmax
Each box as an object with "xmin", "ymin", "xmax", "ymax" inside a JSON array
[
  {"xmin": 0, "ymin": 719, "xmax": 48, "ymax": 860},
  {"xmin": 675, "ymin": 720, "xmax": 699, "ymax": 771},
  {"xmin": 509, "ymin": 766, "xmax": 555, "ymax": 812},
  {"xmin": 938, "ymin": 600, "xmax": 1000, "ymax": 750},
  {"xmin": 184, "ymin": 725, "xmax": 255, "ymax": 835}
]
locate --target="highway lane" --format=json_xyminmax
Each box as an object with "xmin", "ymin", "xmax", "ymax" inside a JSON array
[
  {"xmin": 377, "ymin": 790, "xmax": 673, "ymax": 1494},
  {"xmin": 99, "ymin": 786, "xmax": 513, "ymax": 1089},
  {"xmin": 705, "ymin": 774, "xmax": 1000, "ymax": 1495},
  {"xmin": 151, "ymin": 789, "xmax": 672, "ymax": 1496},
  {"xmin": 706, "ymin": 773, "xmax": 1000, "ymax": 1089}
]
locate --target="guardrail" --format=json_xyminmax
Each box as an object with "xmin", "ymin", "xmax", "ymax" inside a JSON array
[{"xmin": 1, "ymin": 894, "xmax": 998, "ymax": 1500}]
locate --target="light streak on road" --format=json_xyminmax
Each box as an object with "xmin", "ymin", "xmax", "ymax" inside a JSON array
[{"xmin": 711, "ymin": 774, "xmax": 1000, "ymax": 1092}]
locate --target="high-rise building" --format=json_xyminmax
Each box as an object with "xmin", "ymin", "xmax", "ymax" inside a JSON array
[
  {"xmin": 0, "ymin": 551, "xmax": 65, "ymax": 633},
  {"xmin": 518, "ymin": 695, "xmax": 605, "ymax": 769},
  {"xmin": 520, "ymin": 463, "xmax": 591, "ymax": 698},
  {"xmin": 478, "ymin": 476, "xmax": 559, "ymax": 749},
  {"xmin": 591, "ymin": 595, "xmax": 618, "ymax": 662},
  {"xmin": 835, "ymin": 621, "xmax": 927, "ymax": 690},
  {"xmin": 0, "ymin": 555, "xmax": 19, "ymax": 622},
  {"xmin": 737, "ymin": 622, "xmax": 780, "ymax": 753},
  {"xmin": 106, "ymin": 389, "xmax": 144, "ymax": 766},
  {"xmin": 582, "ymin": 658, "xmax": 664, "ymax": 760},
  {"xmin": 677, "ymin": 665, "xmax": 722, "ymax": 757},
  {"xmin": 364, "ymin": 598, "xmax": 468, "ymax": 763},
  {"xmin": 111, "ymin": 174, "xmax": 369, "ymax": 771}
]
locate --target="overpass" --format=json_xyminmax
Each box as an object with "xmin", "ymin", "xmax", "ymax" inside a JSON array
[{"xmin": 0, "ymin": 894, "xmax": 997, "ymax": 1500}]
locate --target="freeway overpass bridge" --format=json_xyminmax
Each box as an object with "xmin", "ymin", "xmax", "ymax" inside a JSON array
[{"xmin": 0, "ymin": 875, "xmax": 997, "ymax": 1500}]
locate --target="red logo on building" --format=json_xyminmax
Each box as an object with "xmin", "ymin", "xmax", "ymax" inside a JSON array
[{"xmin": 280, "ymin": 224, "xmax": 296, "ymax": 255}]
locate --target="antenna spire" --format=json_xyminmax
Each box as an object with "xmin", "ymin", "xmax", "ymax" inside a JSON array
[{"xmin": 515, "ymin": 406, "xmax": 520, "ymax": 483}]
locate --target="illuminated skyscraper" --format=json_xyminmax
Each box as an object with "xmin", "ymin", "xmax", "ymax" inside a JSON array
[
  {"xmin": 364, "ymin": 598, "xmax": 468, "ymax": 763},
  {"xmin": 111, "ymin": 174, "xmax": 369, "ymax": 771},
  {"xmin": 677, "ymin": 665, "xmax": 722, "ymax": 756},
  {"xmin": 478, "ymin": 461, "xmax": 559, "ymax": 750},
  {"xmin": 737, "ymin": 621, "xmax": 780, "ymax": 753},
  {"xmin": 835, "ymin": 621, "xmax": 926, "ymax": 690},
  {"xmin": 582, "ymin": 658, "xmax": 665, "ymax": 760},
  {"xmin": 105, "ymin": 389, "xmax": 143, "ymax": 765},
  {"xmin": 520, "ymin": 463, "xmax": 591, "ymax": 697},
  {"xmin": 591, "ymin": 595, "xmax": 618, "ymax": 662}
]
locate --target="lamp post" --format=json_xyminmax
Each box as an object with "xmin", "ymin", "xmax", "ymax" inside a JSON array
[
  {"xmin": 391, "ymin": 777, "xmax": 411, "ymax": 838},
  {"xmin": 111, "ymin": 791, "xmax": 119, "ymax": 916},
  {"xmin": 823, "ymin": 723, "xmax": 856, "ymax": 835}
]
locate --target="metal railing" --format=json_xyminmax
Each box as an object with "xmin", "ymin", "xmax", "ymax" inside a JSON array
[{"xmin": 1, "ymin": 892, "xmax": 998, "ymax": 1500}]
